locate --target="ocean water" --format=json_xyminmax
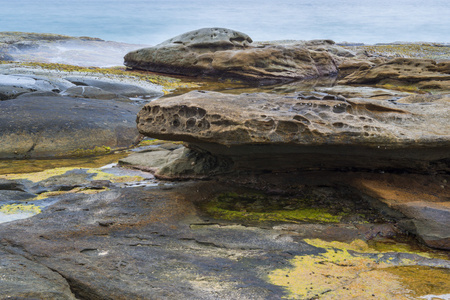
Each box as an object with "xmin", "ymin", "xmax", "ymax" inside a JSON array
[{"xmin": 0, "ymin": 0, "xmax": 449, "ymax": 45}]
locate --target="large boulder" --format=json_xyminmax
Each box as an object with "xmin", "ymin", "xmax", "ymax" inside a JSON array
[
  {"xmin": 124, "ymin": 28, "xmax": 340, "ymax": 83},
  {"xmin": 136, "ymin": 91, "xmax": 450, "ymax": 174},
  {"xmin": 0, "ymin": 95, "xmax": 141, "ymax": 158},
  {"xmin": 133, "ymin": 91, "xmax": 450, "ymax": 249}
]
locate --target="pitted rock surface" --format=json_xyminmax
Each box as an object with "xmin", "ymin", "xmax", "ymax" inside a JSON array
[
  {"xmin": 124, "ymin": 28, "xmax": 340, "ymax": 83},
  {"xmin": 136, "ymin": 91, "xmax": 450, "ymax": 173}
]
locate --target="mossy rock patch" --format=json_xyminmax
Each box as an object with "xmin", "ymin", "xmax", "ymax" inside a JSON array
[{"xmin": 202, "ymin": 190, "xmax": 388, "ymax": 225}]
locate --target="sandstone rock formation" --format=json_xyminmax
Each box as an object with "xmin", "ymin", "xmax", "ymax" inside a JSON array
[
  {"xmin": 136, "ymin": 91, "xmax": 450, "ymax": 174},
  {"xmin": 339, "ymin": 57, "xmax": 450, "ymax": 89},
  {"xmin": 314, "ymin": 85, "xmax": 410, "ymax": 100},
  {"xmin": 133, "ymin": 91, "xmax": 450, "ymax": 249},
  {"xmin": 124, "ymin": 28, "xmax": 341, "ymax": 83}
]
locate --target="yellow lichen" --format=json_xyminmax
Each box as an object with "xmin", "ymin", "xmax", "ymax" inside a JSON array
[
  {"xmin": 0, "ymin": 204, "xmax": 41, "ymax": 215},
  {"xmin": 34, "ymin": 187, "xmax": 109, "ymax": 200},
  {"xmin": 268, "ymin": 239, "xmax": 450, "ymax": 299},
  {"xmin": 0, "ymin": 167, "xmax": 82, "ymax": 182},
  {"xmin": 0, "ymin": 153, "xmax": 128, "ymax": 176},
  {"xmin": 138, "ymin": 139, "xmax": 184, "ymax": 146}
]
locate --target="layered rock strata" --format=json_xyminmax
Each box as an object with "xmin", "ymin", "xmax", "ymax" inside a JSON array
[
  {"xmin": 339, "ymin": 58, "xmax": 450, "ymax": 90},
  {"xmin": 136, "ymin": 91, "xmax": 450, "ymax": 175},
  {"xmin": 124, "ymin": 28, "xmax": 341, "ymax": 83},
  {"xmin": 134, "ymin": 91, "xmax": 450, "ymax": 249}
]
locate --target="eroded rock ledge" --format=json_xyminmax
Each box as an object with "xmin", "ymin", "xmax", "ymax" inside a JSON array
[
  {"xmin": 128, "ymin": 90, "xmax": 450, "ymax": 250},
  {"xmin": 136, "ymin": 91, "xmax": 450, "ymax": 176},
  {"xmin": 124, "ymin": 28, "xmax": 342, "ymax": 83}
]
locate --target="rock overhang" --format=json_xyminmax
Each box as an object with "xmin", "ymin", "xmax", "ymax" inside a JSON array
[{"xmin": 136, "ymin": 90, "xmax": 450, "ymax": 173}]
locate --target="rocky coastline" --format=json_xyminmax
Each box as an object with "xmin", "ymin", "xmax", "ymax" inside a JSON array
[{"xmin": 0, "ymin": 29, "xmax": 449, "ymax": 299}]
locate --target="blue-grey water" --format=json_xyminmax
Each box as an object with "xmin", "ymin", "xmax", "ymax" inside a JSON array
[{"xmin": 1, "ymin": 0, "xmax": 449, "ymax": 45}]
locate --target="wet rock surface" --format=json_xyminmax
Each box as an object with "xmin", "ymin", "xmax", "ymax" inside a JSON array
[
  {"xmin": 0, "ymin": 63, "xmax": 164, "ymax": 158},
  {"xmin": 0, "ymin": 31, "xmax": 147, "ymax": 67},
  {"xmin": 64, "ymin": 77, "xmax": 163, "ymax": 98},
  {"xmin": 0, "ymin": 96, "xmax": 141, "ymax": 159},
  {"xmin": 0, "ymin": 170, "xmax": 449, "ymax": 299},
  {"xmin": 0, "ymin": 248, "xmax": 76, "ymax": 299}
]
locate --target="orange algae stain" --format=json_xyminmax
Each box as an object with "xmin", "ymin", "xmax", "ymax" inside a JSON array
[
  {"xmin": 384, "ymin": 266, "xmax": 450, "ymax": 299},
  {"xmin": 268, "ymin": 239, "xmax": 450, "ymax": 299}
]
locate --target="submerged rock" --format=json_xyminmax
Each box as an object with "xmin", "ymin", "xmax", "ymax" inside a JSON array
[{"xmin": 124, "ymin": 28, "xmax": 340, "ymax": 83}]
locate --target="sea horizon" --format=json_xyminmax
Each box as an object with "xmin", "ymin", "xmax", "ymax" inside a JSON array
[{"xmin": 1, "ymin": 0, "xmax": 449, "ymax": 46}]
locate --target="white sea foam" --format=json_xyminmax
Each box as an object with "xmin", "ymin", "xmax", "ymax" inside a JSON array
[{"xmin": 420, "ymin": 294, "xmax": 450, "ymax": 300}]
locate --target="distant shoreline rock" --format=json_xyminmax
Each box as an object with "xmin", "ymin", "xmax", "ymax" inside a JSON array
[{"xmin": 0, "ymin": 31, "xmax": 148, "ymax": 67}]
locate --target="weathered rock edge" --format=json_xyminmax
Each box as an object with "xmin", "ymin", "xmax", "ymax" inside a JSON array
[
  {"xmin": 124, "ymin": 28, "xmax": 340, "ymax": 83},
  {"xmin": 0, "ymin": 96, "xmax": 141, "ymax": 159},
  {"xmin": 136, "ymin": 91, "xmax": 450, "ymax": 174}
]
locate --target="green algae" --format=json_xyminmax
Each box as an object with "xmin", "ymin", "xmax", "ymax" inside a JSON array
[
  {"xmin": 268, "ymin": 239, "xmax": 450, "ymax": 299},
  {"xmin": 137, "ymin": 138, "xmax": 184, "ymax": 147},
  {"xmin": 204, "ymin": 192, "xmax": 345, "ymax": 223},
  {"xmin": 70, "ymin": 146, "xmax": 112, "ymax": 157}
]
